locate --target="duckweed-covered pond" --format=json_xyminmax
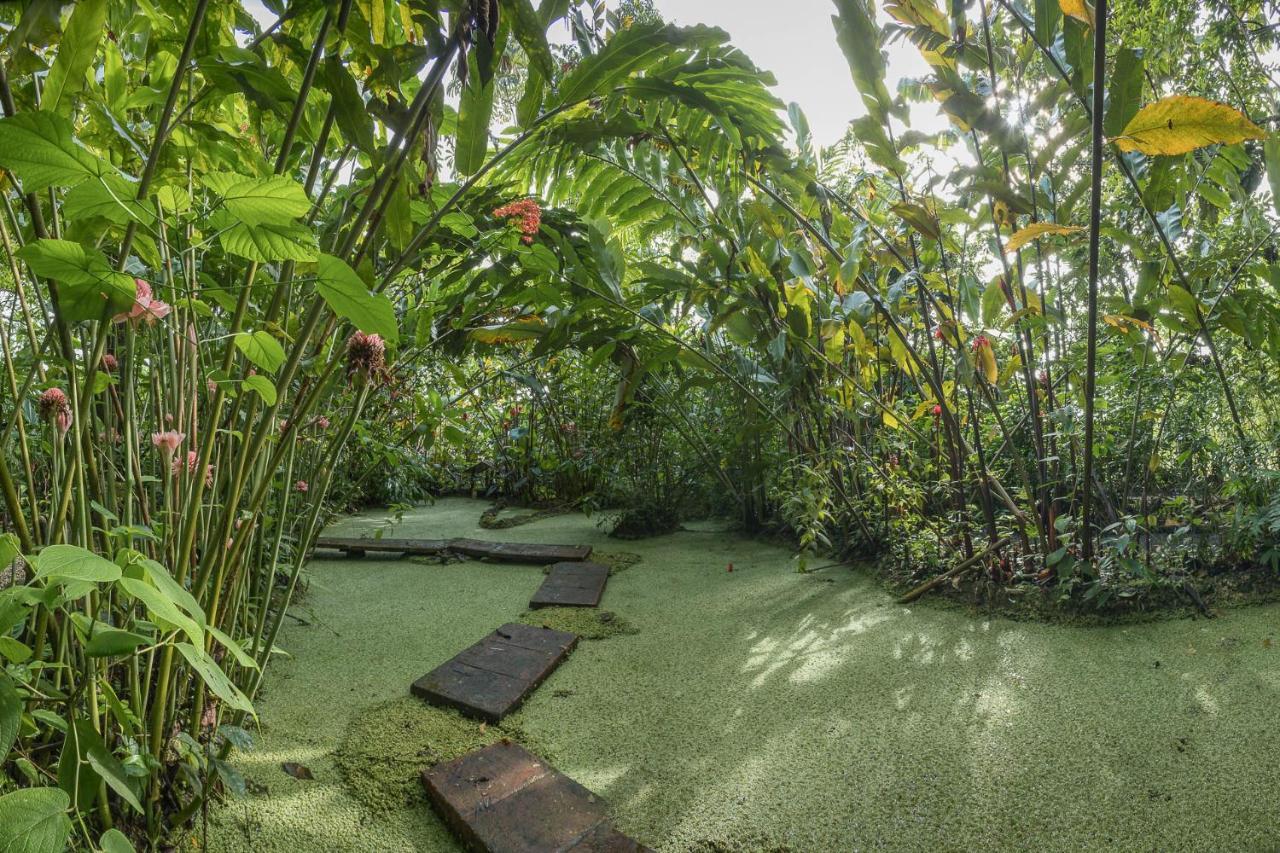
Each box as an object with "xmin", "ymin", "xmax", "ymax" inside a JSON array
[{"xmin": 206, "ymin": 498, "xmax": 1280, "ymax": 851}]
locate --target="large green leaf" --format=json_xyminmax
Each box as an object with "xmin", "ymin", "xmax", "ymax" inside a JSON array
[
  {"xmin": 175, "ymin": 643, "xmax": 254, "ymax": 714},
  {"xmin": 0, "ymin": 788, "xmax": 71, "ymax": 853},
  {"xmin": 1265, "ymin": 135, "xmax": 1280, "ymax": 217},
  {"xmin": 455, "ymin": 24, "xmax": 509, "ymax": 175},
  {"xmin": 320, "ymin": 56, "xmax": 375, "ymax": 154},
  {"xmin": 40, "ymin": 0, "xmax": 108, "ymax": 114},
  {"xmin": 508, "ymin": 0, "xmax": 556, "ymax": 80},
  {"xmin": 202, "ymin": 173, "xmax": 311, "ymax": 225},
  {"xmin": 558, "ymin": 23, "xmax": 725, "ymax": 107},
  {"xmin": 57, "ymin": 718, "xmax": 143, "ymax": 814},
  {"xmin": 118, "ymin": 577, "xmax": 203, "ymax": 645},
  {"xmin": 233, "ymin": 331, "xmax": 286, "ymax": 374},
  {"xmin": 1104, "ymin": 47, "xmax": 1144, "ymax": 138},
  {"xmin": 17, "ymin": 239, "xmax": 136, "ymax": 322},
  {"xmin": 0, "ymin": 674, "xmax": 20, "ymax": 764},
  {"xmin": 314, "ymin": 254, "xmax": 398, "ymax": 342},
  {"xmin": 32, "ymin": 545, "xmax": 121, "ymax": 585},
  {"xmin": 0, "ymin": 112, "xmax": 112, "ymax": 191},
  {"xmin": 832, "ymin": 0, "xmax": 894, "ymax": 123},
  {"xmin": 99, "ymin": 829, "xmax": 136, "ymax": 853},
  {"xmin": 218, "ymin": 220, "xmax": 319, "ymax": 262},
  {"xmin": 63, "ymin": 174, "xmax": 154, "ymax": 226}
]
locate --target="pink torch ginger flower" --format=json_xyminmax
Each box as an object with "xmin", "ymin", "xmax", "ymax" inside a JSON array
[
  {"xmin": 151, "ymin": 430, "xmax": 185, "ymax": 466},
  {"xmin": 971, "ymin": 334, "xmax": 991, "ymax": 353},
  {"xmin": 101, "ymin": 353, "xmax": 118, "ymax": 372},
  {"xmin": 114, "ymin": 278, "xmax": 170, "ymax": 325},
  {"xmin": 295, "ymin": 480, "xmax": 309, "ymax": 493},
  {"xmin": 38, "ymin": 388, "xmax": 72, "ymax": 437},
  {"xmin": 173, "ymin": 450, "xmax": 213, "ymax": 487},
  {"xmin": 314, "ymin": 416, "xmax": 330, "ymax": 430}
]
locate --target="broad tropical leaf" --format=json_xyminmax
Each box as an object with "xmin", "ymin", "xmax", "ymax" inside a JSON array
[
  {"xmin": 1004, "ymin": 222, "xmax": 1084, "ymax": 253},
  {"xmin": 1114, "ymin": 96, "xmax": 1265, "ymax": 155}
]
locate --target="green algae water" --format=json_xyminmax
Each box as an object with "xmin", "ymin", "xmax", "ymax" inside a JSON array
[{"xmin": 205, "ymin": 498, "xmax": 1280, "ymax": 851}]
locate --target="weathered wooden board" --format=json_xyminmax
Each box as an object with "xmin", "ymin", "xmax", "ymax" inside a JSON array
[
  {"xmin": 529, "ymin": 562, "xmax": 609, "ymax": 609},
  {"xmin": 449, "ymin": 538, "xmax": 593, "ymax": 564},
  {"xmin": 313, "ymin": 536, "xmax": 450, "ymax": 557},
  {"xmin": 312, "ymin": 536, "xmax": 591, "ymax": 564},
  {"xmin": 411, "ymin": 623, "xmax": 577, "ymax": 722},
  {"xmin": 422, "ymin": 742, "xmax": 651, "ymax": 853}
]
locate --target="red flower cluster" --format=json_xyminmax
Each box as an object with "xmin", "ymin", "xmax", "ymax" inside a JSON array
[
  {"xmin": 971, "ymin": 334, "xmax": 990, "ymax": 352},
  {"xmin": 492, "ymin": 198, "xmax": 541, "ymax": 244},
  {"xmin": 38, "ymin": 388, "xmax": 72, "ymax": 437}
]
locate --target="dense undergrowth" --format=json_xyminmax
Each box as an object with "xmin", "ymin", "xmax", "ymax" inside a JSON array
[{"xmin": 0, "ymin": 0, "xmax": 1279, "ymax": 848}]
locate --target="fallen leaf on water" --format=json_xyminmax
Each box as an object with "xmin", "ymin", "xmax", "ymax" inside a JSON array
[{"xmin": 281, "ymin": 762, "xmax": 314, "ymax": 780}]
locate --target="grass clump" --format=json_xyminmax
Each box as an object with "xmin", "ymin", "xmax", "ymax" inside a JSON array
[
  {"xmin": 333, "ymin": 697, "xmax": 543, "ymax": 816},
  {"xmin": 518, "ymin": 607, "xmax": 637, "ymax": 639}
]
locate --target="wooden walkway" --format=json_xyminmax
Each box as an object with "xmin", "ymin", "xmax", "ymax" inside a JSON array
[
  {"xmin": 313, "ymin": 536, "xmax": 591, "ymax": 564},
  {"xmin": 411, "ymin": 623, "xmax": 578, "ymax": 722},
  {"xmin": 422, "ymin": 741, "xmax": 651, "ymax": 852},
  {"xmin": 529, "ymin": 562, "xmax": 610, "ymax": 609}
]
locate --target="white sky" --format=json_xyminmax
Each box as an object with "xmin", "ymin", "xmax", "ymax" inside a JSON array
[{"xmin": 648, "ymin": 0, "xmax": 936, "ymax": 146}]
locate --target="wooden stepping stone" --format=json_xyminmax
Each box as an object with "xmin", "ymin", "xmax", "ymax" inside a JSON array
[
  {"xmin": 448, "ymin": 538, "xmax": 593, "ymax": 564},
  {"xmin": 411, "ymin": 623, "xmax": 577, "ymax": 722},
  {"xmin": 313, "ymin": 536, "xmax": 590, "ymax": 564},
  {"xmin": 422, "ymin": 741, "xmax": 651, "ymax": 852},
  {"xmin": 313, "ymin": 536, "xmax": 450, "ymax": 558},
  {"xmin": 529, "ymin": 561, "xmax": 609, "ymax": 609}
]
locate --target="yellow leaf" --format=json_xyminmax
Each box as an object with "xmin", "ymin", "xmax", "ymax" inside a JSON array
[
  {"xmin": 882, "ymin": 408, "xmax": 901, "ymax": 429},
  {"xmin": 1113, "ymin": 96, "xmax": 1265, "ymax": 156},
  {"xmin": 1004, "ymin": 222, "xmax": 1085, "ymax": 254},
  {"xmin": 975, "ymin": 342, "xmax": 998, "ymax": 384},
  {"xmin": 1059, "ymin": 0, "xmax": 1094, "ymax": 27}
]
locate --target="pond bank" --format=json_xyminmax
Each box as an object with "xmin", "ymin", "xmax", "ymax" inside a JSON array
[{"xmin": 204, "ymin": 498, "xmax": 1280, "ymax": 851}]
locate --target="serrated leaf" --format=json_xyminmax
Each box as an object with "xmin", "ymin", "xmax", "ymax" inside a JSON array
[
  {"xmin": 313, "ymin": 254, "xmax": 398, "ymax": 342},
  {"xmin": 218, "ymin": 221, "xmax": 318, "ymax": 262},
  {"xmin": 0, "ymin": 788, "xmax": 71, "ymax": 853},
  {"xmin": 1114, "ymin": 96, "xmax": 1265, "ymax": 155},
  {"xmin": 203, "ymin": 173, "xmax": 310, "ymax": 225},
  {"xmin": 1004, "ymin": 222, "xmax": 1085, "ymax": 253},
  {"xmin": 63, "ymin": 174, "xmax": 154, "ymax": 226},
  {"xmin": 0, "ymin": 112, "xmax": 112, "ymax": 191},
  {"xmin": 17, "ymin": 238, "xmax": 136, "ymax": 322}
]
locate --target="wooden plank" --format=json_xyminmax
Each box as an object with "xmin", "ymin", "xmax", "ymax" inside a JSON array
[
  {"xmin": 529, "ymin": 562, "xmax": 609, "ymax": 609},
  {"xmin": 449, "ymin": 538, "xmax": 593, "ymax": 564},
  {"xmin": 422, "ymin": 742, "xmax": 651, "ymax": 853},
  {"xmin": 313, "ymin": 536, "xmax": 451, "ymax": 556},
  {"xmin": 411, "ymin": 623, "xmax": 577, "ymax": 722},
  {"xmin": 312, "ymin": 536, "xmax": 591, "ymax": 564}
]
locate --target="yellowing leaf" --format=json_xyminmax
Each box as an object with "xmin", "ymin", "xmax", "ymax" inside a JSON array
[
  {"xmin": 1059, "ymin": 0, "xmax": 1094, "ymax": 27},
  {"xmin": 974, "ymin": 342, "xmax": 998, "ymax": 384},
  {"xmin": 1113, "ymin": 96, "xmax": 1265, "ymax": 156},
  {"xmin": 1004, "ymin": 222, "xmax": 1085, "ymax": 254}
]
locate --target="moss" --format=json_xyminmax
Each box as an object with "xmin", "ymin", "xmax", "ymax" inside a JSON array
[
  {"xmin": 517, "ymin": 607, "xmax": 637, "ymax": 640},
  {"xmin": 479, "ymin": 503, "xmax": 570, "ymax": 529},
  {"xmin": 207, "ymin": 497, "xmax": 1280, "ymax": 853},
  {"xmin": 589, "ymin": 550, "xmax": 641, "ymax": 574},
  {"xmin": 333, "ymin": 698, "xmax": 543, "ymax": 816}
]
